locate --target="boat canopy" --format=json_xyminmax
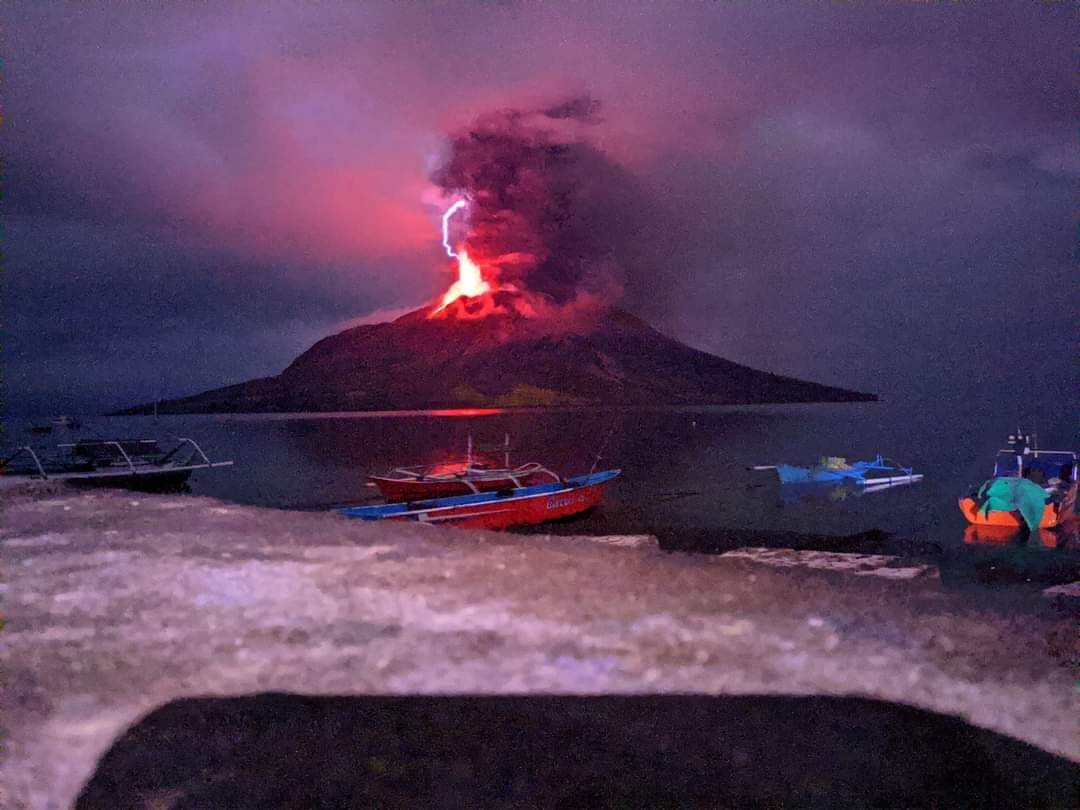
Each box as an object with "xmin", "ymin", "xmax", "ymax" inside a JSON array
[{"xmin": 993, "ymin": 449, "xmax": 1076, "ymax": 481}]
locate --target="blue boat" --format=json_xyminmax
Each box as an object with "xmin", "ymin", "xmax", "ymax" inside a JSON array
[{"xmin": 757, "ymin": 455, "xmax": 922, "ymax": 487}]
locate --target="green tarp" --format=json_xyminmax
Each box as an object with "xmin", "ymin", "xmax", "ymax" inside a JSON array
[{"xmin": 976, "ymin": 476, "xmax": 1049, "ymax": 532}]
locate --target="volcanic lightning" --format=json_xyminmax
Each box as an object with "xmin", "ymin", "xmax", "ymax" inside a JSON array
[{"xmin": 433, "ymin": 199, "xmax": 490, "ymax": 313}]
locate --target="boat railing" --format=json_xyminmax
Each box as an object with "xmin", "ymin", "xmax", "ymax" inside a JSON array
[
  {"xmin": 2, "ymin": 446, "xmax": 49, "ymax": 479},
  {"xmin": 993, "ymin": 448, "xmax": 1077, "ymax": 480},
  {"xmin": 996, "ymin": 447, "xmax": 1076, "ymax": 458},
  {"xmin": 2, "ymin": 438, "xmax": 233, "ymax": 480},
  {"xmin": 158, "ymin": 437, "xmax": 214, "ymax": 467},
  {"xmin": 387, "ymin": 460, "xmax": 561, "ymax": 487},
  {"xmin": 389, "ymin": 461, "xmax": 474, "ymax": 480},
  {"xmin": 878, "ymin": 457, "xmax": 914, "ymax": 475},
  {"xmin": 58, "ymin": 440, "xmax": 143, "ymax": 473}
]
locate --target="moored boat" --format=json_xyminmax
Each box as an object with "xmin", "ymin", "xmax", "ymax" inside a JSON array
[
  {"xmin": 958, "ymin": 430, "xmax": 1076, "ymax": 530},
  {"xmin": 1, "ymin": 437, "xmax": 234, "ymax": 491},
  {"xmin": 339, "ymin": 469, "xmax": 620, "ymax": 531},
  {"xmin": 756, "ymin": 455, "xmax": 922, "ymax": 486}
]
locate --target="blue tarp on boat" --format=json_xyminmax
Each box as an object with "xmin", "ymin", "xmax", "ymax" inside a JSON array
[{"xmin": 775, "ymin": 455, "xmax": 912, "ymax": 485}]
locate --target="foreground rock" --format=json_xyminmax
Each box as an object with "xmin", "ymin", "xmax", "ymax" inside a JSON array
[{"xmin": 1, "ymin": 483, "xmax": 1076, "ymax": 807}]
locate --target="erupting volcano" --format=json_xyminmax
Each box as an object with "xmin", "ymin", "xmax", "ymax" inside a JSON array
[{"xmin": 119, "ymin": 97, "xmax": 876, "ymax": 414}]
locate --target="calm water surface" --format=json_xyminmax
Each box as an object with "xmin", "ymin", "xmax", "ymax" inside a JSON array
[{"xmin": 10, "ymin": 402, "xmax": 1078, "ymax": 588}]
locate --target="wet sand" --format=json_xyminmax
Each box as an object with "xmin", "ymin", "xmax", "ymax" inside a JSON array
[{"xmin": 1, "ymin": 481, "xmax": 1077, "ymax": 807}]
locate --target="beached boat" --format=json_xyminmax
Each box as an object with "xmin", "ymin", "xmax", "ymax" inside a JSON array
[
  {"xmin": 958, "ymin": 430, "xmax": 1076, "ymax": 530},
  {"xmin": 339, "ymin": 469, "xmax": 620, "ymax": 530},
  {"xmin": 1, "ymin": 438, "xmax": 233, "ymax": 491},
  {"xmin": 368, "ymin": 435, "xmax": 561, "ymax": 501},
  {"xmin": 754, "ymin": 455, "xmax": 922, "ymax": 487}
]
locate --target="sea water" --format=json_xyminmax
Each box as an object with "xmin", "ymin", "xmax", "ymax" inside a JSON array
[{"xmin": 7, "ymin": 401, "xmax": 1078, "ymax": 588}]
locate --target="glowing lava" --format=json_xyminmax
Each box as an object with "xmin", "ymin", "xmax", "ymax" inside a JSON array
[{"xmin": 433, "ymin": 200, "xmax": 490, "ymax": 314}]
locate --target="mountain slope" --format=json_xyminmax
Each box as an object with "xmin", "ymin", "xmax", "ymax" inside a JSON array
[{"xmin": 120, "ymin": 306, "xmax": 875, "ymax": 413}]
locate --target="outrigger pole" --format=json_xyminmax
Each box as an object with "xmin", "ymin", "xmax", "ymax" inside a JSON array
[{"xmin": 590, "ymin": 422, "xmax": 618, "ymax": 475}]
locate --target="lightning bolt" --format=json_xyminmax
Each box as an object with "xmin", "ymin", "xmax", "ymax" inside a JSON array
[
  {"xmin": 441, "ymin": 199, "xmax": 468, "ymax": 260},
  {"xmin": 432, "ymin": 198, "xmax": 490, "ymax": 315}
]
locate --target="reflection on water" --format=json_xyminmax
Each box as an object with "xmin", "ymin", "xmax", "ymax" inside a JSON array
[
  {"xmin": 7, "ymin": 402, "xmax": 1079, "ymax": 579},
  {"xmin": 963, "ymin": 524, "xmax": 1076, "ymax": 551},
  {"xmin": 777, "ymin": 479, "xmax": 919, "ymax": 505}
]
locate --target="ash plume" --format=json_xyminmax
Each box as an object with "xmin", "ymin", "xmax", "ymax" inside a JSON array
[{"xmin": 432, "ymin": 95, "xmax": 649, "ymax": 317}]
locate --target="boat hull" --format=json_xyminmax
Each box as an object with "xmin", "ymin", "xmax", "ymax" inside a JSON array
[
  {"xmin": 369, "ymin": 471, "xmax": 552, "ymax": 502},
  {"xmin": 340, "ymin": 471, "xmax": 620, "ymax": 531},
  {"xmin": 776, "ymin": 465, "xmax": 855, "ymax": 484},
  {"xmin": 66, "ymin": 469, "xmax": 194, "ymax": 492},
  {"xmin": 957, "ymin": 497, "xmax": 1059, "ymax": 529},
  {"xmin": 415, "ymin": 480, "xmax": 608, "ymax": 530}
]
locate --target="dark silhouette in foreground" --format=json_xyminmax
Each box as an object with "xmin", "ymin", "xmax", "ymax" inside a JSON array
[{"xmin": 78, "ymin": 694, "xmax": 1077, "ymax": 808}]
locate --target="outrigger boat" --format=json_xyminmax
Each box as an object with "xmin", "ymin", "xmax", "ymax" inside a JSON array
[
  {"xmin": 1, "ymin": 438, "xmax": 233, "ymax": 491},
  {"xmin": 958, "ymin": 430, "xmax": 1076, "ymax": 530},
  {"xmin": 340, "ymin": 469, "xmax": 620, "ymax": 531},
  {"xmin": 367, "ymin": 434, "xmax": 561, "ymax": 501},
  {"xmin": 753, "ymin": 455, "xmax": 923, "ymax": 487}
]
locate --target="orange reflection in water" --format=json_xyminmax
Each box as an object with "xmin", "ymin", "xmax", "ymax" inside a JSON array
[
  {"xmin": 962, "ymin": 525, "xmax": 1061, "ymax": 549},
  {"xmin": 425, "ymin": 408, "xmax": 506, "ymax": 418}
]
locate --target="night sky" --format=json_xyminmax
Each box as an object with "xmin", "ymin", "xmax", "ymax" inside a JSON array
[{"xmin": 4, "ymin": 3, "xmax": 1075, "ymax": 417}]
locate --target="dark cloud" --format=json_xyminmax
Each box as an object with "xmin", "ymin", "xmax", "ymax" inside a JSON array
[{"xmin": 2, "ymin": 2, "xmax": 1074, "ymax": 414}]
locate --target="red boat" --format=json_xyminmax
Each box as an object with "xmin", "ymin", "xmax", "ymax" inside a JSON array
[
  {"xmin": 367, "ymin": 435, "xmax": 561, "ymax": 501},
  {"xmin": 339, "ymin": 470, "xmax": 620, "ymax": 531}
]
